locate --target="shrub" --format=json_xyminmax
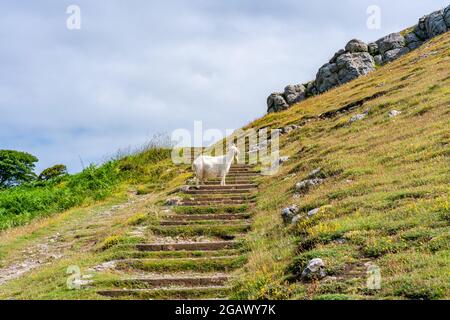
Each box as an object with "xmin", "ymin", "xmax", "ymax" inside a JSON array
[{"xmin": 38, "ymin": 164, "xmax": 68, "ymax": 181}]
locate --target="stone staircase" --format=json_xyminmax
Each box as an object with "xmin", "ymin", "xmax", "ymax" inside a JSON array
[{"xmin": 95, "ymin": 164, "xmax": 259, "ymax": 300}]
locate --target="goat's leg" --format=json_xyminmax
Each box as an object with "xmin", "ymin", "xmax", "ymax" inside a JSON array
[{"xmin": 220, "ymin": 173, "xmax": 226, "ymax": 186}]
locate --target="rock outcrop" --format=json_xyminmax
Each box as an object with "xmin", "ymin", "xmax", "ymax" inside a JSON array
[{"xmin": 267, "ymin": 5, "xmax": 450, "ymax": 113}]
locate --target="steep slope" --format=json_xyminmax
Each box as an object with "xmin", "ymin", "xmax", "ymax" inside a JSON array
[
  {"xmin": 232, "ymin": 31, "xmax": 449, "ymax": 300},
  {"xmin": 0, "ymin": 29, "xmax": 448, "ymax": 302}
]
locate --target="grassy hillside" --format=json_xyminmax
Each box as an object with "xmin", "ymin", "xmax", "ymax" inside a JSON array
[
  {"xmin": 232, "ymin": 32, "xmax": 449, "ymax": 300},
  {"xmin": 0, "ymin": 32, "xmax": 448, "ymax": 301},
  {"xmin": 0, "ymin": 144, "xmax": 172, "ymax": 230}
]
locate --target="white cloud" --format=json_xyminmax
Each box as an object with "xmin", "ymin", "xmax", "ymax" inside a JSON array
[{"xmin": 0, "ymin": 0, "xmax": 448, "ymax": 173}]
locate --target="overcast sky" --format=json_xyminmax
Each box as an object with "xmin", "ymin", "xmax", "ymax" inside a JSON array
[{"xmin": 0, "ymin": 0, "xmax": 448, "ymax": 173}]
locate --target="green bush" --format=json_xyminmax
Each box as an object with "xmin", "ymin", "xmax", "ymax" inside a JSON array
[{"xmin": 38, "ymin": 164, "xmax": 68, "ymax": 181}]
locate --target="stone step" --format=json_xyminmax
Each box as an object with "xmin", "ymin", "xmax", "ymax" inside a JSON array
[
  {"xmin": 159, "ymin": 219, "xmax": 247, "ymax": 226},
  {"xmin": 135, "ymin": 241, "xmax": 240, "ymax": 251},
  {"xmin": 174, "ymin": 204, "xmax": 250, "ymax": 215},
  {"xmin": 149, "ymin": 223, "xmax": 251, "ymax": 237},
  {"xmin": 184, "ymin": 189, "xmax": 254, "ymax": 195},
  {"xmin": 106, "ymin": 249, "xmax": 241, "ymax": 260},
  {"xmin": 115, "ymin": 255, "xmax": 246, "ymax": 273},
  {"xmin": 97, "ymin": 286, "xmax": 231, "ymax": 299},
  {"xmin": 225, "ymin": 173, "xmax": 259, "ymax": 177},
  {"xmin": 180, "ymin": 199, "xmax": 253, "ymax": 206},
  {"xmin": 191, "ymin": 184, "xmax": 257, "ymax": 190},
  {"xmin": 182, "ymin": 195, "xmax": 254, "ymax": 202},
  {"xmin": 98, "ymin": 275, "xmax": 230, "ymax": 289},
  {"xmin": 165, "ymin": 214, "xmax": 250, "ymax": 221}
]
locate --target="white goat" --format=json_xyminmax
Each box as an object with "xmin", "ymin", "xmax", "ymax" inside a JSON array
[{"xmin": 192, "ymin": 144, "xmax": 240, "ymax": 188}]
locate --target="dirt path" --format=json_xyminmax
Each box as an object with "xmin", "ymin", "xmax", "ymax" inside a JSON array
[{"xmin": 0, "ymin": 191, "xmax": 153, "ymax": 287}]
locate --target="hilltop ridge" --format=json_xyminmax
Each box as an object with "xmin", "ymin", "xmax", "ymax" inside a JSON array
[{"xmin": 267, "ymin": 4, "xmax": 450, "ymax": 113}]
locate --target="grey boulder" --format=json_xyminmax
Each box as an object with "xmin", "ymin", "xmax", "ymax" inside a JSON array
[
  {"xmin": 425, "ymin": 10, "xmax": 448, "ymax": 38},
  {"xmin": 295, "ymin": 178, "xmax": 324, "ymax": 193},
  {"xmin": 345, "ymin": 39, "xmax": 368, "ymax": 53},
  {"xmin": 368, "ymin": 42, "xmax": 379, "ymax": 56},
  {"xmin": 284, "ymin": 84, "xmax": 306, "ymax": 105},
  {"xmin": 389, "ymin": 110, "xmax": 402, "ymax": 117},
  {"xmin": 305, "ymin": 81, "xmax": 318, "ymax": 97},
  {"xmin": 414, "ymin": 17, "xmax": 429, "ymax": 40},
  {"xmin": 301, "ymin": 258, "xmax": 326, "ymax": 280},
  {"xmin": 282, "ymin": 204, "xmax": 299, "ymax": 224},
  {"xmin": 444, "ymin": 6, "xmax": 450, "ymax": 28},
  {"xmin": 374, "ymin": 55, "xmax": 383, "ymax": 65},
  {"xmin": 405, "ymin": 32, "xmax": 423, "ymax": 50},
  {"xmin": 307, "ymin": 208, "xmax": 320, "ymax": 218},
  {"xmin": 376, "ymin": 33, "xmax": 406, "ymax": 55},
  {"xmin": 267, "ymin": 93, "xmax": 289, "ymax": 113},
  {"xmin": 383, "ymin": 47, "xmax": 410, "ymax": 63},
  {"xmin": 316, "ymin": 63, "xmax": 339, "ymax": 93},
  {"xmin": 329, "ymin": 49, "xmax": 345, "ymax": 64},
  {"xmin": 336, "ymin": 52, "xmax": 375, "ymax": 84}
]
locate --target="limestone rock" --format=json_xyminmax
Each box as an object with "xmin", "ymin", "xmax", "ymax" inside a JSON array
[
  {"xmin": 335, "ymin": 52, "xmax": 375, "ymax": 84},
  {"xmin": 444, "ymin": 6, "xmax": 450, "ymax": 28},
  {"xmin": 345, "ymin": 39, "xmax": 368, "ymax": 53},
  {"xmin": 329, "ymin": 49, "xmax": 345, "ymax": 64},
  {"xmin": 383, "ymin": 47, "xmax": 410, "ymax": 64},
  {"xmin": 389, "ymin": 110, "xmax": 402, "ymax": 117},
  {"xmin": 279, "ymin": 156, "xmax": 290, "ymax": 165},
  {"xmin": 295, "ymin": 178, "xmax": 324, "ymax": 193},
  {"xmin": 316, "ymin": 63, "xmax": 339, "ymax": 93},
  {"xmin": 350, "ymin": 111, "xmax": 368, "ymax": 123},
  {"xmin": 368, "ymin": 42, "xmax": 379, "ymax": 56},
  {"xmin": 414, "ymin": 17, "xmax": 429, "ymax": 40},
  {"xmin": 425, "ymin": 10, "xmax": 448, "ymax": 38},
  {"xmin": 373, "ymin": 55, "xmax": 383, "ymax": 65},
  {"xmin": 307, "ymin": 208, "xmax": 320, "ymax": 217},
  {"xmin": 376, "ymin": 33, "xmax": 406, "ymax": 55},
  {"xmin": 405, "ymin": 32, "xmax": 423, "ymax": 50},
  {"xmin": 301, "ymin": 258, "xmax": 326, "ymax": 280},
  {"xmin": 267, "ymin": 93, "xmax": 289, "ymax": 113},
  {"xmin": 282, "ymin": 204, "xmax": 299, "ymax": 224},
  {"xmin": 165, "ymin": 197, "xmax": 182, "ymax": 206},
  {"xmin": 307, "ymin": 168, "xmax": 323, "ymax": 179},
  {"xmin": 305, "ymin": 80, "xmax": 318, "ymax": 97},
  {"xmin": 284, "ymin": 84, "xmax": 306, "ymax": 105}
]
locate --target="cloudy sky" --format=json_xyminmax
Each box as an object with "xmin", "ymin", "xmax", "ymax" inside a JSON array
[{"xmin": 0, "ymin": 0, "xmax": 448, "ymax": 173}]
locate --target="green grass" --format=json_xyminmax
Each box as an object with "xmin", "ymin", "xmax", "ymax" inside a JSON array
[
  {"xmin": 0, "ymin": 146, "xmax": 173, "ymax": 230},
  {"xmin": 231, "ymin": 32, "xmax": 450, "ymax": 300}
]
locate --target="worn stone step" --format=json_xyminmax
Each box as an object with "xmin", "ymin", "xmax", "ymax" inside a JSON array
[
  {"xmin": 191, "ymin": 184, "xmax": 257, "ymax": 190},
  {"xmin": 98, "ymin": 275, "xmax": 230, "ymax": 289},
  {"xmin": 135, "ymin": 241, "xmax": 240, "ymax": 251},
  {"xmin": 97, "ymin": 286, "xmax": 231, "ymax": 299},
  {"xmin": 225, "ymin": 173, "xmax": 259, "ymax": 177},
  {"xmin": 159, "ymin": 219, "xmax": 247, "ymax": 226},
  {"xmin": 182, "ymin": 195, "xmax": 254, "ymax": 201},
  {"xmin": 174, "ymin": 205, "xmax": 249, "ymax": 215},
  {"xmin": 115, "ymin": 255, "xmax": 246, "ymax": 272},
  {"xmin": 106, "ymin": 249, "xmax": 241, "ymax": 260},
  {"xmin": 149, "ymin": 223, "xmax": 251, "ymax": 237},
  {"xmin": 180, "ymin": 199, "xmax": 254, "ymax": 206},
  {"xmin": 184, "ymin": 189, "xmax": 254, "ymax": 195},
  {"xmin": 165, "ymin": 214, "xmax": 250, "ymax": 221}
]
